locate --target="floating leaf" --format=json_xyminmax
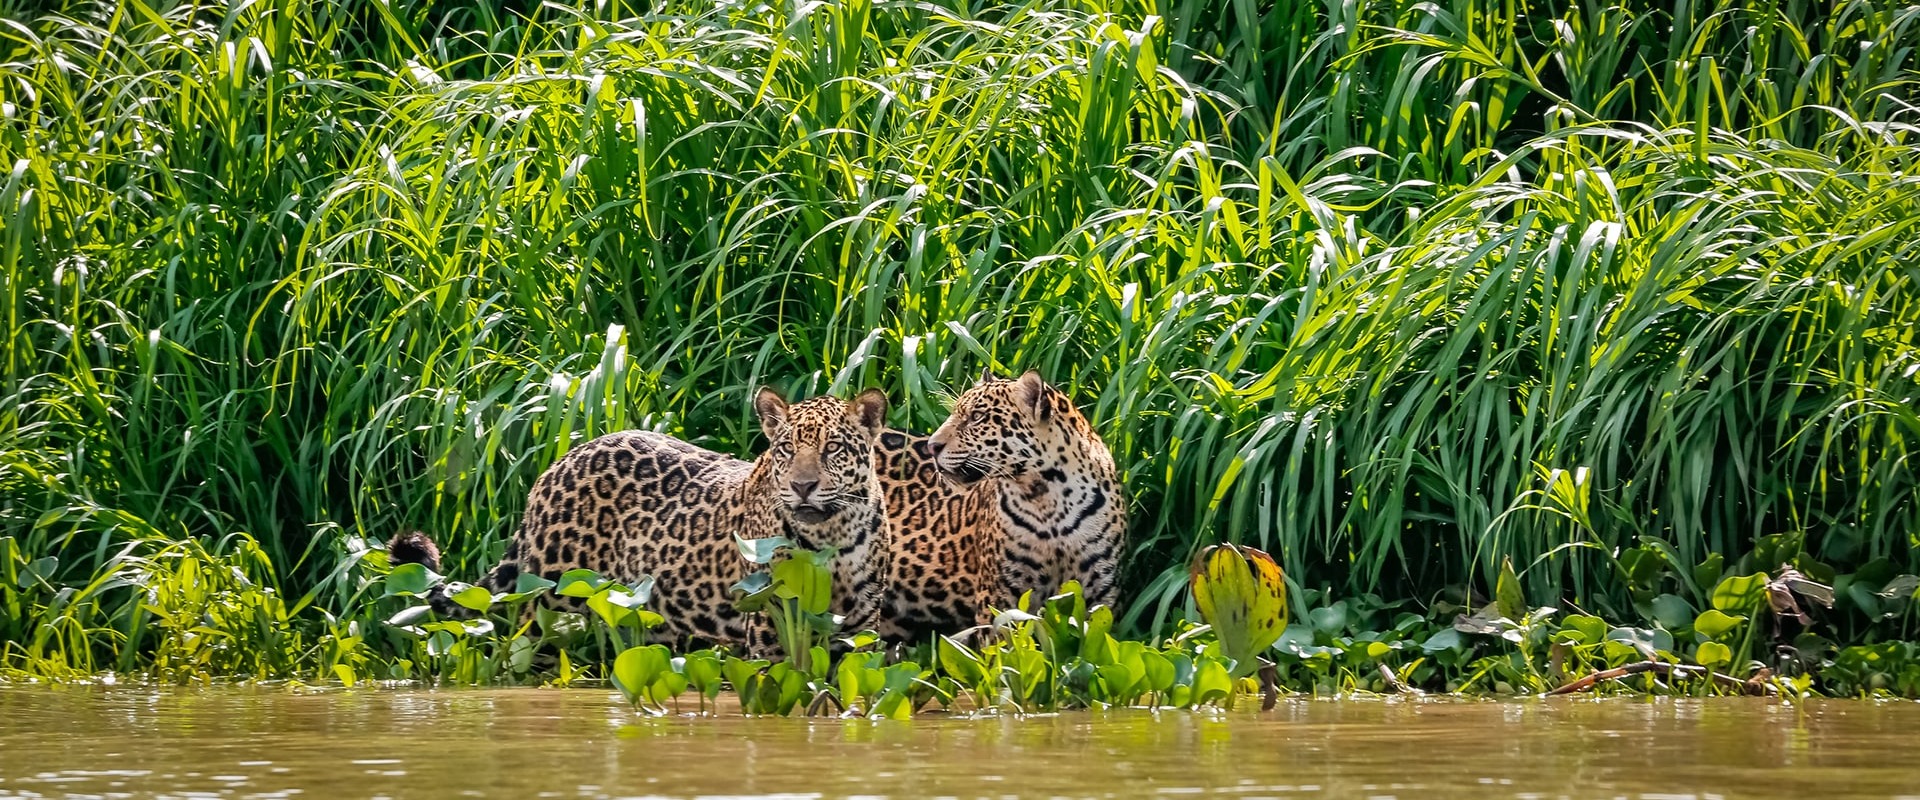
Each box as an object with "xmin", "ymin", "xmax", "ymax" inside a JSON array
[
  {"xmin": 767, "ymin": 662, "xmax": 808, "ymax": 714},
  {"xmin": 1274, "ymin": 624, "xmax": 1317, "ymax": 656},
  {"xmin": 1097, "ymin": 661, "xmax": 1143, "ymax": 700},
  {"xmin": 836, "ymin": 653, "xmax": 885, "ymax": 707},
  {"xmin": 730, "ymin": 571, "xmax": 775, "ymax": 612},
  {"xmin": 555, "ymin": 569, "xmax": 608, "ymax": 598},
  {"xmin": 771, "ymin": 555, "xmax": 831, "ymax": 616},
  {"xmin": 736, "ymin": 535, "xmax": 793, "ymax": 565},
  {"xmin": 1710, "ymin": 573, "xmax": 1769, "ymax": 615},
  {"xmin": 1605, "ymin": 626, "xmax": 1674, "ymax": 659},
  {"xmin": 1004, "ymin": 648, "xmax": 1047, "ymax": 702},
  {"xmin": 649, "ymin": 672, "xmax": 689, "ymax": 704},
  {"xmin": 1308, "ymin": 603, "xmax": 1347, "ymax": 634},
  {"xmin": 509, "ymin": 635, "xmax": 535, "ymax": 673},
  {"xmin": 449, "ymin": 583, "xmax": 495, "ymax": 612},
  {"xmin": 722, "ymin": 656, "xmax": 767, "ymax": 701},
  {"xmin": 1650, "ymin": 593, "xmax": 1694, "ymax": 632},
  {"xmin": 418, "ymin": 618, "xmax": 493, "ymax": 640},
  {"xmin": 1692, "ymin": 609, "xmax": 1745, "ymax": 641},
  {"xmin": 585, "ymin": 589, "xmax": 632, "ymax": 629},
  {"xmin": 1692, "ymin": 554, "xmax": 1725, "ymax": 595},
  {"xmin": 1192, "ymin": 657, "xmax": 1233, "ymax": 705},
  {"xmin": 1139, "ymin": 650, "xmax": 1175, "ymax": 694},
  {"xmin": 1555, "ymin": 615, "xmax": 1607, "ymax": 646},
  {"xmin": 1618, "ymin": 546, "xmax": 1668, "ymax": 593},
  {"xmin": 681, "ymin": 651, "xmax": 725, "ymax": 699},
  {"xmin": 1695, "ymin": 641, "xmax": 1733, "ymax": 669},
  {"xmin": 1846, "ymin": 581, "xmax": 1885, "ymax": 619},
  {"xmin": 1420, "ymin": 628, "xmax": 1466, "ymax": 653},
  {"xmin": 869, "ymin": 662, "xmax": 920, "ymax": 720},
  {"xmin": 612, "ymin": 645, "xmax": 672, "ymax": 707},
  {"xmin": 536, "ymin": 608, "xmax": 587, "ymax": 638},
  {"xmin": 384, "ymin": 562, "xmax": 440, "ymax": 597},
  {"xmin": 602, "ymin": 587, "xmax": 648, "ymax": 610},
  {"xmin": 385, "ymin": 604, "xmax": 434, "ymax": 628}
]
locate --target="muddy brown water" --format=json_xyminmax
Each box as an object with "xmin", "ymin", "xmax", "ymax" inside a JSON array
[{"xmin": 2, "ymin": 687, "xmax": 1918, "ymax": 799}]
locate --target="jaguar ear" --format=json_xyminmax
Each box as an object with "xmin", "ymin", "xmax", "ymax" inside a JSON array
[
  {"xmin": 978, "ymin": 366, "xmax": 996, "ymax": 385},
  {"xmin": 386, "ymin": 530, "xmax": 442, "ymax": 573},
  {"xmin": 849, "ymin": 388, "xmax": 888, "ymax": 437},
  {"xmin": 1014, "ymin": 371, "xmax": 1051, "ymax": 423},
  {"xmin": 754, "ymin": 387, "xmax": 789, "ymax": 440}
]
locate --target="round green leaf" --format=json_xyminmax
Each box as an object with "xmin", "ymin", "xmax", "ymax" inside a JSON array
[
  {"xmin": 514, "ymin": 571, "xmax": 558, "ymax": 594},
  {"xmin": 1649, "ymin": 593, "xmax": 1694, "ymax": 632},
  {"xmin": 1420, "ymin": 628, "xmax": 1466, "ymax": 653},
  {"xmin": 384, "ymin": 562, "xmax": 440, "ymax": 597},
  {"xmin": 449, "ymin": 583, "xmax": 495, "ymax": 612},
  {"xmin": 1695, "ymin": 641, "xmax": 1733, "ymax": 669},
  {"xmin": 556, "ymin": 569, "xmax": 608, "ymax": 598},
  {"xmin": 1556, "ymin": 614, "xmax": 1607, "ymax": 646},
  {"xmin": 1692, "ymin": 609, "xmax": 1746, "ymax": 641},
  {"xmin": 612, "ymin": 645, "xmax": 671, "ymax": 706},
  {"xmin": 1710, "ymin": 573, "xmax": 1769, "ymax": 615},
  {"xmin": 1139, "ymin": 650, "xmax": 1175, "ymax": 693},
  {"xmin": 1192, "ymin": 658, "xmax": 1233, "ymax": 705}
]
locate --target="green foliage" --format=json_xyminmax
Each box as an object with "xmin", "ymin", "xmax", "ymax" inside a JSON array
[
  {"xmin": 2, "ymin": 0, "xmax": 1918, "ymax": 689},
  {"xmin": 611, "ymin": 645, "xmax": 683, "ymax": 710},
  {"xmin": 732, "ymin": 538, "xmax": 841, "ymax": 674}
]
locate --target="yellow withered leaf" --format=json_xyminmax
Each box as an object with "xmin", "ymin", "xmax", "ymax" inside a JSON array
[{"xmin": 1191, "ymin": 543, "xmax": 1289, "ymax": 677}]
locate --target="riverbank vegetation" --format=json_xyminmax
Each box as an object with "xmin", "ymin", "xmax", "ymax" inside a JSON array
[{"xmin": 3, "ymin": 0, "xmax": 1918, "ymax": 700}]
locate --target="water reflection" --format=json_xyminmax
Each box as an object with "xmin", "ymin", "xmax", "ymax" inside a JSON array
[{"xmin": 1, "ymin": 687, "xmax": 1918, "ymax": 799}]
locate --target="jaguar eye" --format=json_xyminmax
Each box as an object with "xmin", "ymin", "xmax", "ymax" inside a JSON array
[{"xmin": 821, "ymin": 442, "xmax": 845, "ymax": 458}]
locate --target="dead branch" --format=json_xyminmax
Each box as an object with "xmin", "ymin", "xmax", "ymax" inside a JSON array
[{"xmin": 1547, "ymin": 660, "xmax": 1778, "ymax": 696}]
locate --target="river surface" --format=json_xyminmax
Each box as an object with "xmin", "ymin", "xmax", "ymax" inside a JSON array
[{"xmin": 2, "ymin": 687, "xmax": 1918, "ymax": 799}]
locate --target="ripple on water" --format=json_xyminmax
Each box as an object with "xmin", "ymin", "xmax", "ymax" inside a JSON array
[{"xmin": 1, "ymin": 690, "xmax": 1919, "ymax": 799}]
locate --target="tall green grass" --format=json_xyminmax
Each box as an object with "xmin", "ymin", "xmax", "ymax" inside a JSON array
[{"xmin": 2, "ymin": 0, "xmax": 1916, "ymax": 669}]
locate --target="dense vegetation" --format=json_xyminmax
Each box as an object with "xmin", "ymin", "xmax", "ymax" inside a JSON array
[{"xmin": 2, "ymin": 0, "xmax": 1918, "ymax": 695}]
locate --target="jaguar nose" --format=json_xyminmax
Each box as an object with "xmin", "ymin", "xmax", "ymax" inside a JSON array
[
  {"xmin": 927, "ymin": 439, "xmax": 946, "ymax": 457},
  {"xmin": 790, "ymin": 478, "xmax": 819, "ymax": 500}
]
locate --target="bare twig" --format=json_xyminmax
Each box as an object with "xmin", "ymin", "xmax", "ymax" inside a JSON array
[{"xmin": 1547, "ymin": 660, "xmax": 1778, "ymax": 696}]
